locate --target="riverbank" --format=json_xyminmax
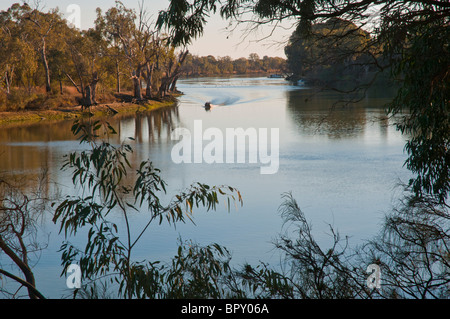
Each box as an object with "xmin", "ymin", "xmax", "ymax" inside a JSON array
[{"xmin": 0, "ymin": 96, "xmax": 178, "ymax": 128}]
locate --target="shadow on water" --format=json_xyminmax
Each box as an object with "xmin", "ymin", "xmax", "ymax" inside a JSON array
[
  {"xmin": 0, "ymin": 104, "xmax": 180, "ymax": 189},
  {"xmin": 285, "ymin": 86, "xmax": 394, "ymax": 139}
]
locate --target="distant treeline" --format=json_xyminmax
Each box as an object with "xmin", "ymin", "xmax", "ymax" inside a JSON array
[{"xmin": 180, "ymin": 53, "xmax": 287, "ymax": 77}]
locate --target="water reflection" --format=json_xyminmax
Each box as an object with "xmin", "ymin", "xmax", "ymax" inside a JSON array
[
  {"xmin": 0, "ymin": 104, "xmax": 180, "ymax": 188},
  {"xmin": 285, "ymin": 88, "xmax": 392, "ymax": 139},
  {"xmin": 117, "ymin": 105, "xmax": 179, "ymax": 144},
  {"xmin": 0, "ymin": 77, "xmax": 410, "ymax": 298}
]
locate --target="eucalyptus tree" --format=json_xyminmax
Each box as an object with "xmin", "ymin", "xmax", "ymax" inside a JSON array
[
  {"xmin": 0, "ymin": 3, "xmax": 39, "ymax": 95},
  {"xmin": 0, "ymin": 26, "xmax": 37, "ymax": 95},
  {"xmin": 143, "ymin": 35, "xmax": 159, "ymax": 98},
  {"xmin": 0, "ymin": 3, "xmax": 68, "ymax": 95},
  {"xmin": 217, "ymin": 56, "xmax": 234, "ymax": 74},
  {"xmin": 157, "ymin": 47, "xmax": 189, "ymax": 97},
  {"xmin": 93, "ymin": 7, "xmax": 127, "ymax": 94},
  {"xmin": 0, "ymin": 172, "xmax": 50, "ymax": 299},
  {"xmin": 53, "ymin": 120, "xmax": 243, "ymax": 299},
  {"xmin": 284, "ymin": 18, "xmax": 376, "ymax": 86},
  {"xmin": 21, "ymin": 4, "xmax": 66, "ymax": 94},
  {"xmin": 98, "ymin": 1, "xmax": 158, "ymax": 100},
  {"xmin": 233, "ymin": 58, "xmax": 249, "ymax": 74},
  {"xmin": 248, "ymin": 53, "xmax": 262, "ymax": 72},
  {"xmin": 61, "ymin": 23, "xmax": 113, "ymax": 108}
]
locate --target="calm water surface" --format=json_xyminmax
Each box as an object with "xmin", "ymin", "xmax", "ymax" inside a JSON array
[{"xmin": 0, "ymin": 76, "xmax": 410, "ymax": 298}]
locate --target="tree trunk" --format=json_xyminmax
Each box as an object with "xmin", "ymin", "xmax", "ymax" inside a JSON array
[
  {"xmin": 58, "ymin": 71, "xmax": 63, "ymax": 95},
  {"xmin": 169, "ymin": 75, "xmax": 179, "ymax": 92},
  {"xmin": 158, "ymin": 77, "xmax": 168, "ymax": 98},
  {"xmin": 116, "ymin": 59, "xmax": 121, "ymax": 93},
  {"xmin": 84, "ymin": 85, "xmax": 92, "ymax": 108},
  {"xmin": 41, "ymin": 38, "xmax": 51, "ymax": 93},
  {"xmin": 0, "ymin": 236, "xmax": 39, "ymax": 299},
  {"xmin": 64, "ymin": 72, "xmax": 81, "ymax": 94},
  {"xmin": 90, "ymin": 72, "xmax": 99, "ymax": 105},
  {"xmin": 145, "ymin": 63, "xmax": 154, "ymax": 98},
  {"xmin": 160, "ymin": 50, "xmax": 188, "ymax": 97},
  {"xmin": 132, "ymin": 65, "xmax": 142, "ymax": 100},
  {"xmin": 4, "ymin": 71, "xmax": 11, "ymax": 94}
]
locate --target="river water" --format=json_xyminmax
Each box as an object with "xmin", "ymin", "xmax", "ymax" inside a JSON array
[{"xmin": 0, "ymin": 76, "xmax": 411, "ymax": 298}]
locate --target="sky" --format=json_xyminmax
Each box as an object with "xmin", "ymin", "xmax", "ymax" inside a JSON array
[{"xmin": 0, "ymin": 0, "xmax": 294, "ymax": 59}]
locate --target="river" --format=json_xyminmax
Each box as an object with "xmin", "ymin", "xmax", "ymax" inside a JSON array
[{"xmin": 0, "ymin": 76, "xmax": 411, "ymax": 298}]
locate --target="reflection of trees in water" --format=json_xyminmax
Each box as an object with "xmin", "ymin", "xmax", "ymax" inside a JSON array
[
  {"xmin": 118, "ymin": 104, "xmax": 179, "ymax": 144},
  {"xmin": 0, "ymin": 105, "xmax": 180, "ymax": 298},
  {"xmin": 285, "ymin": 88, "xmax": 391, "ymax": 139},
  {"xmin": 0, "ymin": 104, "xmax": 179, "ymax": 193},
  {"xmin": 0, "ymin": 169, "xmax": 51, "ymax": 299},
  {"xmin": 144, "ymin": 104, "xmax": 179, "ymax": 143},
  {"xmin": 0, "ymin": 121, "xmax": 73, "ymax": 175}
]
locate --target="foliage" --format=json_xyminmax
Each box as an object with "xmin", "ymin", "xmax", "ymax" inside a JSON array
[
  {"xmin": 230, "ymin": 193, "xmax": 368, "ymax": 299},
  {"xmin": 362, "ymin": 189, "xmax": 450, "ymax": 298},
  {"xmin": 1, "ymin": 0, "xmax": 448, "ymax": 300},
  {"xmin": 233, "ymin": 191, "xmax": 450, "ymax": 299},
  {"xmin": 157, "ymin": 0, "xmax": 449, "ymax": 299},
  {"xmin": 52, "ymin": 119, "xmax": 242, "ymax": 299},
  {"xmin": 160, "ymin": 239, "xmax": 233, "ymax": 298},
  {"xmin": 0, "ymin": 2, "xmax": 190, "ymax": 110},
  {"xmin": 284, "ymin": 18, "xmax": 379, "ymax": 86},
  {"xmin": 386, "ymin": 23, "xmax": 449, "ymax": 204},
  {"xmin": 181, "ymin": 53, "xmax": 286, "ymax": 76},
  {"xmin": 0, "ymin": 171, "xmax": 50, "ymax": 299}
]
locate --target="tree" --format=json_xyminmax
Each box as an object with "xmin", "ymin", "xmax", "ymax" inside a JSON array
[
  {"xmin": 0, "ymin": 4, "xmax": 39, "ymax": 95},
  {"xmin": 386, "ymin": 22, "xmax": 449, "ymax": 204},
  {"xmin": 22, "ymin": 5, "xmax": 65, "ymax": 93},
  {"xmin": 93, "ymin": 7, "xmax": 126, "ymax": 94},
  {"xmin": 233, "ymin": 57, "xmax": 249, "ymax": 74},
  {"xmin": 0, "ymin": 2, "xmax": 192, "ymax": 111},
  {"xmin": 179, "ymin": 54, "xmax": 284, "ymax": 76},
  {"xmin": 63, "ymin": 27, "xmax": 105, "ymax": 108},
  {"xmin": 53, "ymin": 119, "xmax": 242, "ymax": 299},
  {"xmin": 285, "ymin": 18, "xmax": 376, "ymax": 85},
  {"xmin": 218, "ymin": 56, "xmax": 234, "ymax": 74},
  {"xmin": 97, "ymin": 1, "xmax": 187, "ymax": 101},
  {"xmin": 0, "ymin": 172, "xmax": 50, "ymax": 299},
  {"xmin": 98, "ymin": 1, "xmax": 151, "ymax": 100},
  {"xmin": 0, "ymin": 3, "xmax": 73, "ymax": 98},
  {"xmin": 234, "ymin": 191, "xmax": 450, "ymax": 299},
  {"xmin": 0, "ymin": 23, "xmax": 38, "ymax": 94},
  {"xmin": 362, "ymin": 189, "xmax": 450, "ymax": 298},
  {"xmin": 230, "ymin": 192, "xmax": 363, "ymax": 299},
  {"xmin": 248, "ymin": 53, "xmax": 262, "ymax": 71}
]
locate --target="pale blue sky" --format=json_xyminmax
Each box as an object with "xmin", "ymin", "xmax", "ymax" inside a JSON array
[{"xmin": 1, "ymin": 0, "xmax": 292, "ymax": 58}]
